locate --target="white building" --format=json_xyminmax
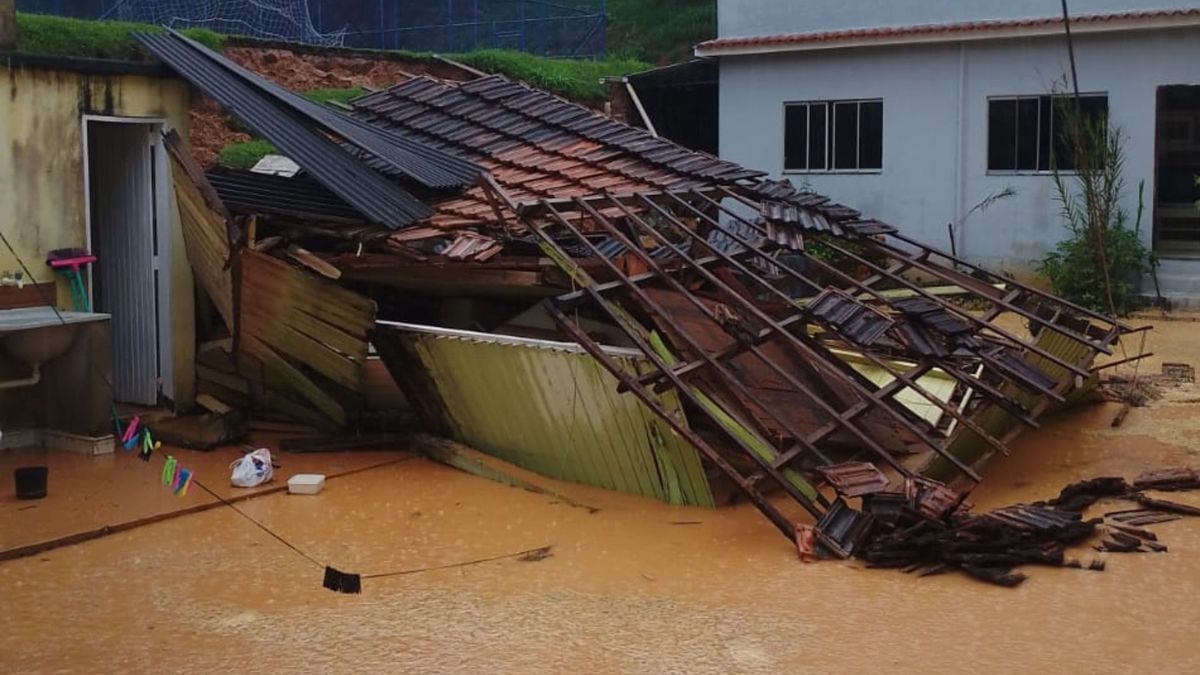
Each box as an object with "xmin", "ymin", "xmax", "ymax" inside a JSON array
[{"xmin": 697, "ymin": 1, "xmax": 1200, "ymax": 303}]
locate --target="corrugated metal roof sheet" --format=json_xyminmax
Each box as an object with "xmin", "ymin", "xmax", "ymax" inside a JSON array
[
  {"xmin": 375, "ymin": 321, "xmax": 715, "ymax": 507},
  {"xmin": 169, "ymin": 31, "xmax": 481, "ymax": 191},
  {"xmin": 206, "ymin": 169, "xmax": 365, "ymax": 222},
  {"xmin": 136, "ymin": 31, "xmax": 467, "ymax": 229}
]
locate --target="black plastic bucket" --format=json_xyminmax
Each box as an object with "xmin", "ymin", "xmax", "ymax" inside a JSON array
[{"xmin": 14, "ymin": 466, "xmax": 48, "ymax": 500}]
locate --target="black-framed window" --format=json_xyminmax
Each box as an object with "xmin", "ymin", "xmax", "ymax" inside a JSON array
[
  {"xmin": 987, "ymin": 94, "xmax": 1108, "ymax": 172},
  {"xmin": 785, "ymin": 99, "xmax": 883, "ymax": 172}
]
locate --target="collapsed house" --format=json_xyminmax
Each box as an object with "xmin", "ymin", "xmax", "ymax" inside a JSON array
[{"xmin": 138, "ymin": 31, "xmax": 1145, "ymax": 549}]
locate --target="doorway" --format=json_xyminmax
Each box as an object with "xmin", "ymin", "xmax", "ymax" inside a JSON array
[
  {"xmin": 1154, "ymin": 86, "xmax": 1200, "ymax": 255},
  {"xmin": 84, "ymin": 118, "xmax": 173, "ymax": 406}
]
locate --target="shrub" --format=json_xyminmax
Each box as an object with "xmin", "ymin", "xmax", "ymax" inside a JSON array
[{"xmin": 1037, "ymin": 99, "xmax": 1151, "ymax": 316}]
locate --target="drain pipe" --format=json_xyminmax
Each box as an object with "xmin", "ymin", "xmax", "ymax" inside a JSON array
[{"xmin": 0, "ymin": 364, "xmax": 41, "ymax": 390}]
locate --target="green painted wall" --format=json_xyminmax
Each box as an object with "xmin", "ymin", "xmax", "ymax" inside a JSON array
[{"xmin": 396, "ymin": 325, "xmax": 715, "ymax": 507}]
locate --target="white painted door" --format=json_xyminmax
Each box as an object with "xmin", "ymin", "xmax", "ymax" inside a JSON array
[{"xmin": 89, "ymin": 122, "xmax": 159, "ymax": 405}]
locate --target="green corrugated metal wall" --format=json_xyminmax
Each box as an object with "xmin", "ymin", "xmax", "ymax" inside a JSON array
[{"xmin": 397, "ymin": 326, "xmax": 715, "ymax": 507}]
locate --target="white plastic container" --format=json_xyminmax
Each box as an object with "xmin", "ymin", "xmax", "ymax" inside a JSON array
[{"xmin": 288, "ymin": 473, "xmax": 326, "ymax": 495}]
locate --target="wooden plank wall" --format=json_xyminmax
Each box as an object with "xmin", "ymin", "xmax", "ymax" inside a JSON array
[
  {"xmin": 164, "ymin": 132, "xmax": 235, "ymax": 330},
  {"xmin": 237, "ymin": 250, "xmax": 376, "ymax": 429}
]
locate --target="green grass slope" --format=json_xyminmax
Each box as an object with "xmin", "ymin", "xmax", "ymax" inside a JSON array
[
  {"xmin": 606, "ymin": 0, "xmax": 715, "ymax": 63},
  {"xmin": 14, "ymin": 13, "xmax": 224, "ymax": 60}
]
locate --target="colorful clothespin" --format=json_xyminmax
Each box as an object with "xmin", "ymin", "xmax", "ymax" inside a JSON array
[
  {"xmin": 122, "ymin": 417, "xmax": 142, "ymax": 451},
  {"xmin": 174, "ymin": 469, "xmax": 192, "ymax": 497},
  {"xmin": 161, "ymin": 456, "xmax": 178, "ymax": 486},
  {"xmin": 138, "ymin": 429, "xmax": 157, "ymax": 462},
  {"xmin": 120, "ymin": 416, "xmax": 141, "ymax": 443}
]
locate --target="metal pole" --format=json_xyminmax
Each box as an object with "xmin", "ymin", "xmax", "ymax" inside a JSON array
[
  {"xmin": 379, "ymin": 0, "xmax": 387, "ymax": 49},
  {"xmin": 518, "ymin": 0, "xmax": 526, "ymax": 52},
  {"xmin": 472, "ymin": 0, "xmax": 479, "ymax": 49},
  {"xmin": 539, "ymin": 0, "xmax": 547, "ymax": 55}
]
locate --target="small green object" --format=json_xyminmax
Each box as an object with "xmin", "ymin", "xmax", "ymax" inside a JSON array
[{"xmin": 161, "ymin": 456, "xmax": 177, "ymax": 486}]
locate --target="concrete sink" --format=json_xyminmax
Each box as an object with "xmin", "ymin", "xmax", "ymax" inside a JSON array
[
  {"xmin": 2, "ymin": 323, "xmax": 81, "ymax": 366},
  {"xmin": 0, "ymin": 307, "xmax": 110, "ymax": 387}
]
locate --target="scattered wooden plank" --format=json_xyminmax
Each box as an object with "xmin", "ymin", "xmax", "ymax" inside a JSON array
[
  {"xmin": 196, "ymin": 379, "xmax": 251, "ymax": 409},
  {"xmin": 197, "ymin": 363, "xmax": 249, "ymax": 393},
  {"xmin": 1136, "ymin": 494, "xmax": 1200, "ymax": 517},
  {"xmin": 286, "ymin": 245, "xmax": 342, "ymax": 280},
  {"xmin": 252, "ymin": 235, "xmax": 284, "ymax": 252},
  {"xmin": 195, "ymin": 394, "xmax": 233, "ymax": 415}
]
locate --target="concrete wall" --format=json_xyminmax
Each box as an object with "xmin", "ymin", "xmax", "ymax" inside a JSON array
[
  {"xmin": 718, "ymin": 28, "xmax": 1200, "ymax": 287},
  {"xmin": 0, "ymin": 63, "xmax": 196, "ymax": 404},
  {"xmin": 718, "ymin": 0, "xmax": 1200, "ymax": 38}
]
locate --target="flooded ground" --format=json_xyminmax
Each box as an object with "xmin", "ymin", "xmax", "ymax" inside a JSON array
[{"xmin": 2, "ymin": 315, "xmax": 1199, "ymax": 673}]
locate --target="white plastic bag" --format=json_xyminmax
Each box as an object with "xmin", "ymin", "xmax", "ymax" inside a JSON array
[{"xmin": 230, "ymin": 448, "xmax": 274, "ymax": 488}]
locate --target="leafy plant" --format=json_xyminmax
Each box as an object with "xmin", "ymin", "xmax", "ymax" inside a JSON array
[
  {"xmin": 217, "ymin": 139, "xmax": 276, "ymax": 169},
  {"xmin": 1037, "ymin": 98, "xmax": 1151, "ymax": 315}
]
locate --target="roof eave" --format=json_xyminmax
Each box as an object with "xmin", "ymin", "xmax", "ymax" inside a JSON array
[{"xmin": 695, "ymin": 13, "xmax": 1200, "ymax": 58}]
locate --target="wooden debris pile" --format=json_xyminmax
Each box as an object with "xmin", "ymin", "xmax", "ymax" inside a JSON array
[
  {"xmin": 816, "ymin": 467, "xmax": 1200, "ymax": 587},
  {"xmin": 526, "ymin": 184, "xmax": 1149, "ymax": 538},
  {"xmin": 152, "ymin": 27, "xmax": 1161, "ymax": 534}
]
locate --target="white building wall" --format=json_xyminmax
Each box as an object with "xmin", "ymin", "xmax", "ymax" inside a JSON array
[
  {"xmin": 719, "ymin": 28, "xmax": 1200, "ymax": 282},
  {"xmin": 718, "ymin": 0, "xmax": 1200, "ymax": 38}
]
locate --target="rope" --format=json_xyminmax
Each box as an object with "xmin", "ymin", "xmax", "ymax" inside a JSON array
[
  {"xmin": 362, "ymin": 546, "xmax": 552, "ymax": 580},
  {"xmin": 3, "ymin": 232, "xmax": 553, "ymax": 586},
  {"xmin": 189, "ymin": 477, "xmax": 326, "ymax": 569}
]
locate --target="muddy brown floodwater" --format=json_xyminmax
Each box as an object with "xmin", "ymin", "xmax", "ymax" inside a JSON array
[{"xmin": 3, "ymin": 315, "xmax": 1200, "ymax": 673}]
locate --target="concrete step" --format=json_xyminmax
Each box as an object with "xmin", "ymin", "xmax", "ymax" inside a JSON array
[{"xmin": 1143, "ymin": 257, "xmax": 1200, "ymax": 308}]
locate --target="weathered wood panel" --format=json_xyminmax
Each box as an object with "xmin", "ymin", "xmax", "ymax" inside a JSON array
[
  {"xmin": 236, "ymin": 249, "xmax": 376, "ymax": 429},
  {"xmin": 165, "ymin": 132, "xmax": 234, "ymax": 330}
]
